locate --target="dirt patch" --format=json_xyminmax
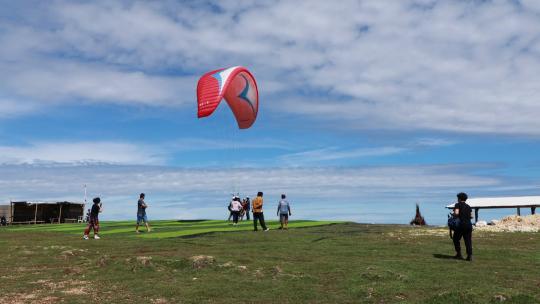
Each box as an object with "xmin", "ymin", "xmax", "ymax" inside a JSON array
[
  {"xmin": 62, "ymin": 286, "xmax": 88, "ymax": 295},
  {"xmin": 97, "ymin": 255, "xmax": 110, "ymax": 267},
  {"xmin": 4, "ymin": 293, "xmax": 59, "ymax": 304},
  {"xmin": 12, "ymin": 279, "xmax": 90, "ymax": 303},
  {"xmin": 190, "ymin": 255, "xmax": 215, "ymax": 269},
  {"xmin": 63, "ymin": 267, "xmax": 83, "ymax": 275}
]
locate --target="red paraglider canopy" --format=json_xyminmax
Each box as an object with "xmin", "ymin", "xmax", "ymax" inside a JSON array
[{"xmin": 197, "ymin": 66, "xmax": 259, "ymax": 129}]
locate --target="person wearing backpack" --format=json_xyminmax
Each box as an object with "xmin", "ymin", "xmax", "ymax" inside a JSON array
[
  {"xmin": 252, "ymin": 192, "xmax": 269, "ymax": 231},
  {"xmin": 452, "ymin": 192, "xmax": 473, "ymax": 261}
]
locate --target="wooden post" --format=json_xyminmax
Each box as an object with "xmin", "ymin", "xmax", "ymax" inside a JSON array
[
  {"xmin": 474, "ymin": 208, "xmax": 479, "ymax": 223},
  {"xmin": 517, "ymin": 207, "xmax": 521, "ymax": 216},
  {"xmin": 10, "ymin": 201, "xmax": 13, "ymax": 225},
  {"xmin": 532, "ymin": 207, "xmax": 536, "ymax": 215},
  {"xmin": 58, "ymin": 204, "xmax": 63, "ymax": 224},
  {"xmin": 34, "ymin": 203, "xmax": 38, "ymax": 224}
]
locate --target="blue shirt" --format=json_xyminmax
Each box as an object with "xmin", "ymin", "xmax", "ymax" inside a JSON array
[{"xmin": 277, "ymin": 200, "xmax": 290, "ymax": 214}]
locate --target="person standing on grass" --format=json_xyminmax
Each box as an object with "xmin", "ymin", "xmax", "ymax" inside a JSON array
[
  {"xmin": 136, "ymin": 193, "xmax": 151, "ymax": 233},
  {"xmin": 277, "ymin": 194, "xmax": 292, "ymax": 230},
  {"xmin": 230, "ymin": 197, "xmax": 243, "ymax": 226},
  {"xmin": 242, "ymin": 197, "xmax": 251, "ymax": 221},
  {"xmin": 227, "ymin": 196, "xmax": 234, "ymax": 222},
  {"xmin": 83, "ymin": 197, "xmax": 102, "ymax": 240},
  {"xmin": 252, "ymin": 192, "xmax": 269, "ymax": 231},
  {"xmin": 452, "ymin": 192, "xmax": 473, "ymax": 261}
]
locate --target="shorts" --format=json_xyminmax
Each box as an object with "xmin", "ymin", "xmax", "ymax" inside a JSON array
[
  {"xmin": 279, "ymin": 213, "xmax": 289, "ymax": 222},
  {"xmin": 137, "ymin": 214, "xmax": 148, "ymax": 224}
]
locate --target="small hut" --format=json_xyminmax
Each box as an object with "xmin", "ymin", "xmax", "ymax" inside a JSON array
[{"xmin": 6, "ymin": 201, "xmax": 85, "ymax": 224}]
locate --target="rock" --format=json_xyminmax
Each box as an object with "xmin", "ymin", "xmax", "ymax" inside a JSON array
[
  {"xmin": 476, "ymin": 215, "xmax": 540, "ymax": 232},
  {"xmin": 190, "ymin": 255, "xmax": 215, "ymax": 269},
  {"xmin": 219, "ymin": 261, "xmax": 234, "ymax": 268},
  {"xmin": 488, "ymin": 219, "xmax": 499, "ymax": 225},
  {"xmin": 475, "ymin": 221, "xmax": 487, "ymax": 227},
  {"xmin": 136, "ymin": 256, "xmax": 152, "ymax": 266},
  {"xmin": 237, "ymin": 265, "xmax": 248, "ymax": 271},
  {"xmin": 272, "ymin": 266, "xmax": 283, "ymax": 275},
  {"xmin": 493, "ymin": 294, "xmax": 507, "ymax": 302}
]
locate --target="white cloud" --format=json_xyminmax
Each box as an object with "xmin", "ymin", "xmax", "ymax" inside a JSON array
[
  {"xmin": 0, "ymin": 98, "xmax": 36, "ymax": 117},
  {"xmin": 0, "ymin": 142, "xmax": 165, "ymax": 165},
  {"xmin": 1, "ymin": 0, "xmax": 539, "ymax": 135},
  {"xmin": 0, "ymin": 162, "xmax": 505, "ymax": 221},
  {"xmin": 278, "ymin": 138, "xmax": 456, "ymax": 165},
  {"xmin": 0, "ymin": 59, "xmax": 194, "ymax": 106},
  {"xmin": 280, "ymin": 146, "xmax": 406, "ymax": 164}
]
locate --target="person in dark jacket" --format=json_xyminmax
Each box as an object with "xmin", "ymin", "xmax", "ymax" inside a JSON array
[
  {"xmin": 452, "ymin": 192, "xmax": 473, "ymax": 261},
  {"xmin": 84, "ymin": 197, "xmax": 102, "ymax": 240}
]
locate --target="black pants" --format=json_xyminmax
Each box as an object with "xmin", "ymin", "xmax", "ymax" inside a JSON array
[
  {"xmin": 253, "ymin": 212, "xmax": 267, "ymax": 231},
  {"xmin": 245, "ymin": 210, "xmax": 250, "ymax": 220},
  {"xmin": 232, "ymin": 211, "xmax": 240, "ymax": 224},
  {"xmin": 453, "ymin": 225, "xmax": 473, "ymax": 257}
]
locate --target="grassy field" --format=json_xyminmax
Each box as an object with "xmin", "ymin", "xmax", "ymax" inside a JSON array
[{"xmin": 0, "ymin": 220, "xmax": 539, "ymax": 303}]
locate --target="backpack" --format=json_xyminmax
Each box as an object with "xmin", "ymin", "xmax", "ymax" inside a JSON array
[{"xmin": 447, "ymin": 213, "xmax": 461, "ymax": 230}]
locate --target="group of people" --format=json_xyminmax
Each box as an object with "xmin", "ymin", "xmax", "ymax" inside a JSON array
[
  {"xmin": 227, "ymin": 196, "xmax": 251, "ymax": 222},
  {"xmin": 228, "ymin": 192, "xmax": 292, "ymax": 231},
  {"xmin": 81, "ymin": 189, "xmax": 474, "ymax": 263},
  {"xmin": 83, "ymin": 193, "xmax": 151, "ymax": 240}
]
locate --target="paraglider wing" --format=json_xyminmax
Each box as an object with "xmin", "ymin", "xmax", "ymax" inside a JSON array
[{"xmin": 197, "ymin": 66, "xmax": 259, "ymax": 129}]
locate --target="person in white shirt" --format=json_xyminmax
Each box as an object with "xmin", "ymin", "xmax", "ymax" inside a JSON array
[{"xmin": 230, "ymin": 197, "xmax": 243, "ymax": 225}]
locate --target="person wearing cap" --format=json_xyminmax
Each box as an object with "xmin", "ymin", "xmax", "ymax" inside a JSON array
[
  {"xmin": 84, "ymin": 197, "xmax": 102, "ymax": 240},
  {"xmin": 452, "ymin": 192, "xmax": 473, "ymax": 261},
  {"xmin": 227, "ymin": 196, "xmax": 235, "ymax": 222},
  {"xmin": 277, "ymin": 194, "xmax": 292, "ymax": 230},
  {"xmin": 136, "ymin": 193, "xmax": 151, "ymax": 233},
  {"xmin": 252, "ymin": 192, "xmax": 269, "ymax": 231}
]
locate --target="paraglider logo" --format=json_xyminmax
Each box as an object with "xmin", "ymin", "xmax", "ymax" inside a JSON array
[
  {"xmin": 237, "ymin": 75, "xmax": 256, "ymax": 114},
  {"xmin": 197, "ymin": 66, "xmax": 259, "ymax": 129}
]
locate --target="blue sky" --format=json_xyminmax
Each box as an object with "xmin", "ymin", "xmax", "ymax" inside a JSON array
[{"xmin": 1, "ymin": 0, "xmax": 540, "ymax": 224}]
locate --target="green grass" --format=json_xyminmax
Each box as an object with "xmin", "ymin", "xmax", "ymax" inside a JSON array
[
  {"xmin": 4, "ymin": 219, "xmax": 340, "ymax": 238},
  {"xmin": 0, "ymin": 221, "xmax": 539, "ymax": 303}
]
